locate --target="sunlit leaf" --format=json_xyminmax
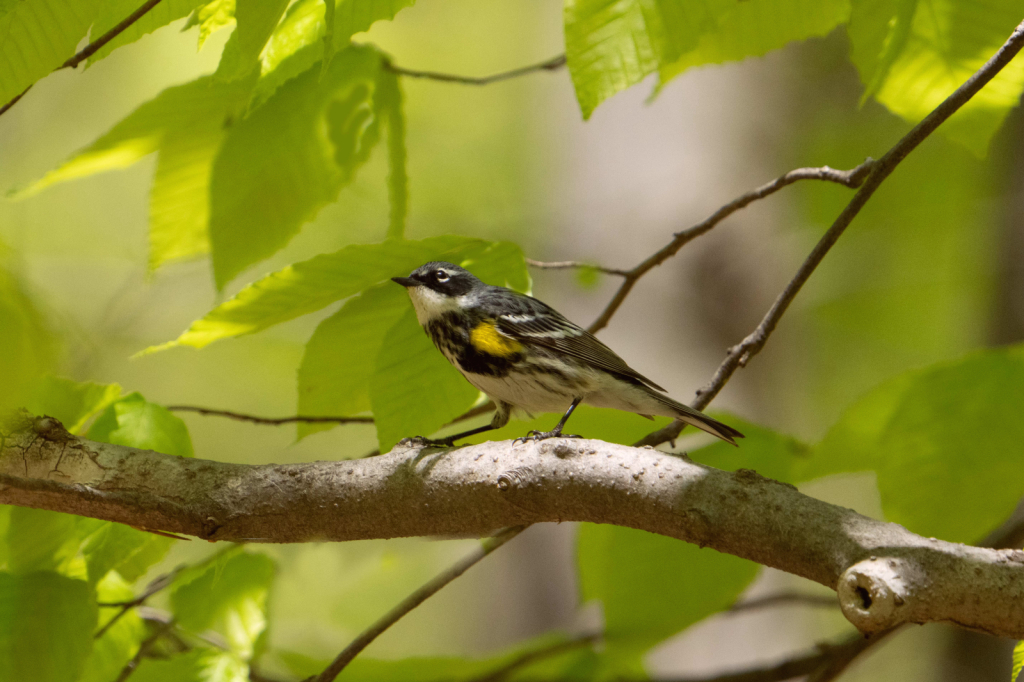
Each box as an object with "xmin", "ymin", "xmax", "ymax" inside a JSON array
[
  {"xmin": 848, "ymin": 0, "xmax": 1024, "ymax": 155},
  {"xmin": 184, "ymin": 0, "xmax": 236, "ymax": 48},
  {"xmin": 0, "ymin": 572, "xmax": 96, "ymax": 682},
  {"xmin": 659, "ymin": 0, "xmax": 849, "ymax": 82},
  {"xmin": 26, "ymin": 376, "xmax": 121, "ymax": 435},
  {"xmin": 578, "ymin": 523, "xmax": 758, "ymax": 667},
  {"xmin": 0, "ymin": 263, "xmax": 58, "ymax": 413},
  {"xmin": 214, "ymin": 0, "xmax": 289, "ymax": 80},
  {"xmin": 209, "ymin": 45, "xmax": 396, "ymax": 287},
  {"xmin": 88, "ymin": 392, "xmax": 194, "ymax": 458},
  {"xmin": 150, "ymin": 236, "xmax": 526, "ymax": 351},
  {"xmin": 564, "ymin": 0, "xmax": 733, "ymax": 118},
  {"xmin": 369, "ymin": 308, "xmax": 480, "ymax": 452},
  {"xmin": 297, "ymin": 283, "xmax": 406, "ymax": 439},
  {"xmin": 807, "ymin": 346, "xmax": 1024, "ymax": 543},
  {"xmin": 258, "ymin": 0, "xmax": 415, "ymax": 100},
  {"xmin": 82, "ymin": 522, "xmax": 173, "ymax": 585},
  {"xmin": 4, "ymin": 508, "xmax": 98, "ymax": 577},
  {"xmin": 86, "ymin": 0, "xmax": 206, "ymax": 64},
  {"xmin": 0, "ymin": 0, "xmax": 101, "ymax": 105},
  {"xmin": 79, "ymin": 571, "xmax": 146, "ymax": 682},
  {"xmin": 1012, "ymin": 640, "xmax": 1024, "ymax": 682},
  {"xmin": 170, "ymin": 546, "xmax": 275, "ymax": 658},
  {"xmin": 132, "ymin": 649, "xmax": 248, "ymax": 682}
]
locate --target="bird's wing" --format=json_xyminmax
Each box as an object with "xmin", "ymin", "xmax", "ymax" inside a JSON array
[{"xmin": 493, "ymin": 297, "xmax": 666, "ymax": 392}]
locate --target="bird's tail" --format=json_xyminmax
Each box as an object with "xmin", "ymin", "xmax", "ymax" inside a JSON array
[{"xmin": 646, "ymin": 391, "xmax": 744, "ymax": 446}]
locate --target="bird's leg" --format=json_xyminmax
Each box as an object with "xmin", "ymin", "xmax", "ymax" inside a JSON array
[
  {"xmin": 400, "ymin": 403, "xmax": 512, "ymax": 448},
  {"xmin": 400, "ymin": 424, "xmax": 496, "ymax": 448},
  {"xmin": 515, "ymin": 398, "xmax": 583, "ymax": 444}
]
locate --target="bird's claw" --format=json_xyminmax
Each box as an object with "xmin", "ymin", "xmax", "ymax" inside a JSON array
[
  {"xmin": 513, "ymin": 430, "xmax": 582, "ymax": 445},
  {"xmin": 399, "ymin": 435, "xmax": 454, "ymax": 448}
]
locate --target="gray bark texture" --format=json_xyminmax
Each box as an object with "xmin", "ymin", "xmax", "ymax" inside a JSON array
[{"xmin": 2, "ymin": 412, "xmax": 1023, "ymax": 639}]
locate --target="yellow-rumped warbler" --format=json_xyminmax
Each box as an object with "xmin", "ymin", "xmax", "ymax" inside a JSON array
[{"xmin": 392, "ymin": 261, "xmax": 743, "ymax": 447}]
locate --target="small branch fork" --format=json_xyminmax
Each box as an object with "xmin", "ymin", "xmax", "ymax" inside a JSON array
[{"xmin": 383, "ymin": 54, "xmax": 566, "ymax": 86}]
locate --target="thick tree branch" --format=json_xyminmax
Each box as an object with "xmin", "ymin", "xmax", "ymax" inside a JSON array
[
  {"xmin": 3, "ymin": 414, "xmax": 1024, "ymax": 640},
  {"xmin": 636, "ymin": 17, "xmax": 1024, "ymax": 448}
]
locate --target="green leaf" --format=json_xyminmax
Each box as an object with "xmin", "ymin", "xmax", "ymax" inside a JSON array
[
  {"xmin": 808, "ymin": 346, "xmax": 1024, "ymax": 543},
  {"xmin": 88, "ymin": 393, "xmax": 194, "ymax": 458},
  {"xmin": 297, "ymin": 283, "xmax": 406, "ymax": 439},
  {"xmin": 86, "ymin": 0, "xmax": 206, "ymax": 64},
  {"xmin": 381, "ymin": 67, "xmax": 407, "ymax": 240},
  {"xmin": 296, "ymin": 240, "xmax": 529, "ymax": 445},
  {"xmin": 258, "ymin": 0, "xmax": 415, "ymax": 100},
  {"xmin": 214, "ymin": 0, "xmax": 289, "ymax": 80},
  {"xmin": 564, "ymin": 0, "xmax": 732, "ymax": 118},
  {"xmin": 369, "ymin": 308, "xmax": 480, "ymax": 452},
  {"xmin": 0, "ymin": 263, "xmax": 58, "ymax": 413},
  {"xmin": 18, "ymin": 75, "xmax": 253, "ymax": 270},
  {"xmin": 170, "ymin": 547, "xmax": 275, "ymax": 658},
  {"xmin": 658, "ymin": 0, "xmax": 849, "ymax": 83},
  {"xmin": 0, "ymin": 0, "xmax": 102, "ymax": 105},
  {"xmin": 80, "ymin": 571, "xmax": 147, "ymax": 682},
  {"xmin": 4, "ymin": 508, "xmax": 97, "ymax": 576},
  {"xmin": 578, "ymin": 523, "xmax": 758, "ymax": 666},
  {"xmin": 0, "ymin": 572, "xmax": 97, "ymax": 682},
  {"xmin": 26, "ymin": 376, "xmax": 121, "ymax": 435},
  {"xmin": 689, "ymin": 414, "xmax": 807, "ymax": 484},
  {"xmin": 150, "ymin": 236, "xmax": 527, "ymax": 351},
  {"xmin": 133, "ymin": 649, "xmax": 249, "ymax": 682},
  {"xmin": 186, "ymin": 0, "xmax": 236, "ymax": 49},
  {"xmin": 82, "ymin": 522, "xmax": 173, "ymax": 585},
  {"xmin": 209, "ymin": 45, "xmax": 399, "ymax": 287},
  {"xmin": 1012, "ymin": 640, "xmax": 1024, "ymax": 682},
  {"xmin": 848, "ymin": 0, "xmax": 1024, "ymax": 155}
]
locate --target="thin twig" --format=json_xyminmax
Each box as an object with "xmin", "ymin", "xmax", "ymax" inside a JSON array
[
  {"xmin": 727, "ymin": 592, "xmax": 837, "ymax": 614},
  {"xmin": 384, "ymin": 54, "xmax": 566, "ymax": 86},
  {"xmin": 64, "ymin": 0, "xmax": 165, "ymax": 69},
  {"xmin": 114, "ymin": 618, "xmax": 176, "ymax": 682},
  {"xmin": 526, "ymin": 259, "xmax": 631, "ymax": 277},
  {"xmin": 311, "ymin": 526, "xmax": 526, "ymax": 682},
  {"xmin": 95, "ymin": 568, "xmax": 181, "ymax": 639},
  {"xmin": 471, "ymin": 633, "xmax": 601, "ymax": 682},
  {"xmin": 0, "ymin": 0, "xmax": 165, "ymax": 117},
  {"xmin": 670, "ymin": 632, "xmax": 882, "ymax": 682},
  {"xmin": 166, "ymin": 406, "xmax": 373, "ymax": 426},
  {"xmin": 635, "ymin": 17, "xmax": 1024, "ymax": 449},
  {"xmin": 587, "ymin": 161, "xmax": 875, "ymax": 335}
]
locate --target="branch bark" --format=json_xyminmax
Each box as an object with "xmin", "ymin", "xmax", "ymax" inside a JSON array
[{"xmin": 3, "ymin": 413, "xmax": 1024, "ymax": 640}]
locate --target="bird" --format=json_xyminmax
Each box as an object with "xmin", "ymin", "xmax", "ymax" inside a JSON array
[{"xmin": 392, "ymin": 261, "xmax": 743, "ymax": 447}]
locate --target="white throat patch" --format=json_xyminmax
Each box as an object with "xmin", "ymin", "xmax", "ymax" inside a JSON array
[{"xmin": 405, "ymin": 285, "xmax": 464, "ymax": 326}]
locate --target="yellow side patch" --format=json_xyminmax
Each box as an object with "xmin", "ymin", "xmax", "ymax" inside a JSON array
[{"xmin": 470, "ymin": 320, "xmax": 523, "ymax": 358}]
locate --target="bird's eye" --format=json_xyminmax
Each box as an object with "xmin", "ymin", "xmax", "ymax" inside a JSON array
[{"xmin": 435, "ymin": 270, "xmax": 450, "ymax": 282}]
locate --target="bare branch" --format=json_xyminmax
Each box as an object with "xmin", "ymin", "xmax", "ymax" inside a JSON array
[
  {"xmin": 311, "ymin": 526, "xmax": 526, "ymax": 682},
  {"xmin": 525, "ymin": 259, "xmax": 631, "ymax": 277},
  {"xmin": 635, "ymin": 18, "xmax": 1024, "ymax": 448},
  {"xmin": 585, "ymin": 160, "xmax": 876, "ymax": 335},
  {"xmin": 4, "ymin": 416, "xmax": 1024, "ymax": 639},
  {"xmin": 95, "ymin": 567, "xmax": 181, "ymax": 639},
  {"xmin": 166, "ymin": 406, "xmax": 373, "ymax": 426},
  {"xmin": 115, "ymin": 617, "xmax": 175, "ymax": 682},
  {"xmin": 471, "ymin": 633, "xmax": 600, "ymax": 682},
  {"xmin": 383, "ymin": 54, "xmax": 566, "ymax": 86},
  {"xmin": 0, "ymin": 0, "xmax": 165, "ymax": 117}
]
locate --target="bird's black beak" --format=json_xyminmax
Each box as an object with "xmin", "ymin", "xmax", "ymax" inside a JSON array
[{"xmin": 391, "ymin": 276, "xmax": 417, "ymax": 288}]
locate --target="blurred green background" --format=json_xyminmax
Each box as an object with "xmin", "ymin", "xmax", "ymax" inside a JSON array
[{"xmin": 1, "ymin": 0, "xmax": 1022, "ymax": 679}]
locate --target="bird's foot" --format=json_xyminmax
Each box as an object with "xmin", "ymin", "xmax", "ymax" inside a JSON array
[
  {"xmin": 399, "ymin": 435, "xmax": 455, "ymax": 448},
  {"xmin": 513, "ymin": 429, "xmax": 582, "ymax": 445}
]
